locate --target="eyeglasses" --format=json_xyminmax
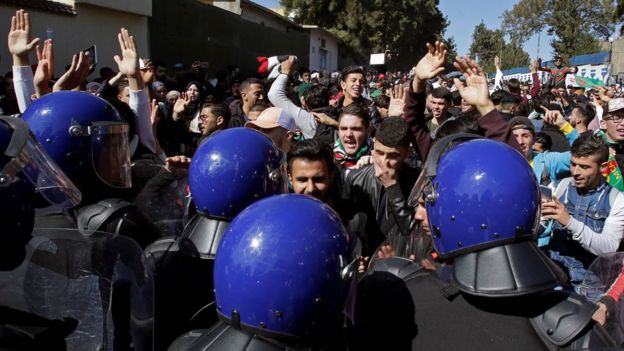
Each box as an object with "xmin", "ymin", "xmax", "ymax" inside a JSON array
[{"xmin": 604, "ymin": 114, "xmax": 624, "ymax": 123}]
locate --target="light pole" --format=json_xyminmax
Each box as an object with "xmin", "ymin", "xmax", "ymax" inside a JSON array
[{"xmin": 608, "ymin": 37, "xmax": 614, "ymax": 85}]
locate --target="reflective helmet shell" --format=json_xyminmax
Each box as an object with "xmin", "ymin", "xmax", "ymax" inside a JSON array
[
  {"xmin": 426, "ymin": 139, "xmax": 540, "ymax": 258},
  {"xmin": 21, "ymin": 91, "xmax": 123, "ymax": 183},
  {"xmin": 189, "ymin": 128, "xmax": 286, "ymax": 219},
  {"xmin": 214, "ymin": 194, "xmax": 352, "ymax": 340},
  {"xmin": 0, "ymin": 120, "xmax": 34, "ymax": 245}
]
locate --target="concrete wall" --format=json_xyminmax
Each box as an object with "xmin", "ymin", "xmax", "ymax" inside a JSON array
[
  {"xmin": 601, "ymin": 37, "xmax": 624, "ymax": 82},
  {"xmin": 149, "ymin": 0, "xmax": 309, "ymax": 77},
  {"xmin": 0, "ymin": 3, "xmax": 150, "ymax": 79},
  {"xmin": 240, "ymin": 6, "xmax": 288, "ymax": 32},
  {"xmin": 307, "ymin": 28, "xmax": 339, "ymax": 72}
]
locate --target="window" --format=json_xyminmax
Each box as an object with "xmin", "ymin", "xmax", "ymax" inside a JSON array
[{"xmin": 320, "ymin": 49, "xmax": 327, "ymax": 70}]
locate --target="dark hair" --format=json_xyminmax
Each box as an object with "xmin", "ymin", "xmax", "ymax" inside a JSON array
[
  {"xmin": 534, "ymin": 132, "xmax": 552, "ymax": 151},
  {"xmin": 201, "ymin": 102, "xmax": 231, "ymax": 126},
  {"xmin": 431, "ymin": 87, "xmax": 451, "ymax": 102},
  {"xmin": 240, "ymin": 78, "xmax": 264, "ymax": 93},
  {"xmin": 571, "ymin": 134, "xmax": 609, "ymax": 164},
  {"xmin": 451, "ymin": 90, "xmax": 462, "ymax": 106},
  {"xmin": 301, "ymin": 68, "xmax": 311, "ymax": 74},
  {"xmin": 287, "ymin": 139, "xmax": 335, "ymax": 175},
  {"xmin": 327, "ymin": 83, "xmax": 341, "ymax": 97},
  {"xmin": 435, "ymin": 113, "xmax": 480, "ymax": 139},
  {"xmin": 573, "ymin": 103, "xmax": 596, "ymax": 125},
  {"xmin": 340, "ymin": 66, "xmax": 366, "ymax": 82},
  {"xmin": 249, "ymin": 100, "xmax": 270, "ymax": 112},
  {"xmin": 533, "ymin": 92, "xmax": 556, "ymax": 113},
  {"xmin": 339, "ymin": 103, "xmax": 370, "ymax": 128},
  {"xmin": 376, "ymin": 116, "xmax": 411, "ymax": 147},
  {"xmin": 507, "ymin": 79, "xmax": 521, "ymax": 94},
  {"xmin": 490, "ymin": 89, "xmax": 506, "ymax": 105},
  {"xmin": 372, "ymin": 94, "xmax": 390, "ymax": 109},
  {"xmin": 303, "ymin": 85, "xmax": 329, "ymax": 110}
]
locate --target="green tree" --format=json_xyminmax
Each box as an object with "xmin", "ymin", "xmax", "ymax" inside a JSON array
[
  {"xmin": 469, "ymin": 23, "xmax": 530, "ymax": 73},
  {"xmin": 502, "ymin": 0, "xmax": 615, "ymax": 59},
  {"xmin": 443, "ymin": 36, "xmax": 458, "ymax": 72},
  {"xmin": 468, "ymin": 22, "xmax": 503, "ymax": 73},
  {"xmin": 281, "ymin": 0, "xmax": 448, "ymax": 69}
]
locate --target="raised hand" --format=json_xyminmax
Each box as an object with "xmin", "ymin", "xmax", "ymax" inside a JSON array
[
  {"xmin": 540, "ymin": 105, "xmax": 566, "ymax": 127},
  {"xmin": 114, "ymin": 28, "xmax": 139, "ymax": 78},
  {"xmin": 53, "ymin": 51, "xmax": 90, "ymax": 92},
  {"xmin": 452, "ymin": 56, "xmax": 494, "ymax": 116},
  {"xmin": 8, "ymin": 9, "xmax": 40, "ymax": 66},
  {"xmin": 34, "ymin": 39, "xmax": 54, "ymax": 96},
  {"xmin": 413, "ymin": 41, "xmax": 447, "ymax": 92},
  {"xmin": 530, "ymin": 58, "xmax": 539, "ymax": 74},
  {"xmin": 388, "ymin": 83, "xmax": 408, "ymax": 117},
  {"xmin": 281, "ymin": 55, "xmax": 296, "ymax": 76},
  {"xmin": 312, "ymin": 112, "xmax": 338, "ymax": 127},
  {"xmin": 495, "ymin": 55, "xmax": 501, "ymax": 70},
  {"xmin": 172, "ymin": 92, "xmax": 190, "ymax": 119}
]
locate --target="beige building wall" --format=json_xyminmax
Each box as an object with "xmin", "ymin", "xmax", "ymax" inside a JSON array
[
  {"xmin": 0, "ymin": 2, "xmax": 150, "ymax": 80},
  {"xmin": 601, "ymin": 37, "xmax": 624, "ymax": 82}
]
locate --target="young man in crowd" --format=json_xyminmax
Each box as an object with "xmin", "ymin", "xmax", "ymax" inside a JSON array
[
  {"xmin": 596, "ymin": 98, "xmax": 624, "ymax": 191},
  {"xmin": 229, "ymin": 78, "xmax": 265, "ymax": 127},
  {"xmin": 334, "ymin": 103, "xmax": 372, "ymax": 171},
  {"xmin": 539, "ymin": 55, "xmax": 578, "ymax": 89},
  {"xmin": 341, "ymin": 116, "xmax": 416, "ymax": 257},
  {"xmin": 198, "ymin": 102, "xmax": 230, "ymax": 142},
  {"xmin": 544, "ymin": 134, "xmax": 624, "ymax": 286}
]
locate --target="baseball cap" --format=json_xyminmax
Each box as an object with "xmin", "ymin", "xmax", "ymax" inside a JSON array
[
  {"xmin": 509, "ymin": 116, "xmax": 535, "ymax": 134},
  {"xmin": 605, "ymin": 98, "xmax": 624, "ymax": 114},
  {"xmin": 245, "ymin": 107, "xmax": 296, "ymax": 133}
]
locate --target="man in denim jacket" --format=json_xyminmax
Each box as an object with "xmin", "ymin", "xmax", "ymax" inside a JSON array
[{"xmin": 543, "ymin": 133, "xmax": 624, "ymax": 287}]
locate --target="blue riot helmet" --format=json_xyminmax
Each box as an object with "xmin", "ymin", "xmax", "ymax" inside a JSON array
[
  {"xmin": 409, "ymin": 135, "xmax": 566, "ymax": 296},
  {"xmin": 22, "ymin": 91, "xmax": 132, "ymax": 189},
  {"xmin": 214, "ymin": 194, "xmax": 356, "ymax": 344},
  {"xmin": 0, "ymin": 116, "xmax": 81, "ymax": 208},
  {"xmin": 189, "ymin": 128, "xmax": 287, "ymax": 219},
  {"xmin": 0, "ymin": 116, "xmax": 81, "ymax": 269}
]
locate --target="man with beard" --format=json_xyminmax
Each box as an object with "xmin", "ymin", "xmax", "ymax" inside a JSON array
[
  {"xmin": 544, "ymin": 133, "xmax": 624, "ymax": 288},
  {"xmin": 198, "ymin": 102, "xmax": 230, "ymax": 144}
]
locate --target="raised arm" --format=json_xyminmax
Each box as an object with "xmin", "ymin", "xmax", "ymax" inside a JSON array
[
  {"xmin": 114, "ymin": 28, "xmax": 155, "ymax": 153},
  {"xmin": 8, "ymin": 9, "xmax": 39, "ymax": 112},
  {"xmin": 453, "ymin": 56, "xmax": 521, "ymax": 152},
  {"xmin": 267, "ymin": 56, "xmax": 317, "ymax": 139},
  {"xmin": 403, "ymin": 41, "xmax": 447, "ymax": 162}
]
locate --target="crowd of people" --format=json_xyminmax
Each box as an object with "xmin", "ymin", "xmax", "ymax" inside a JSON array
[{"xmin": 2, "ymin": 7, "xmax": 624, "ymax": 350}]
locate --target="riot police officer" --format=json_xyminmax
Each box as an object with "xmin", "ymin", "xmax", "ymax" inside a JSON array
[
  {"xmin": 349, "ymin": 135, "xmax": 617, "ymax": 350},
  {"xmin": 21, "ymin": 91, "xmax": 160, "ymax": 247},
  {"xmin": 145, "ymin": 128, "xmax": 288, "ymax": 348},
  {"xmin": 169, "ymin": 194, "xmax": 357, "ymax": 350}
]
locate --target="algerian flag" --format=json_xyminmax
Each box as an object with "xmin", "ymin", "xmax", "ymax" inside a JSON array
[{"xmin": 569, "ymin": 75, "xmax": 606, "ymax": 89}]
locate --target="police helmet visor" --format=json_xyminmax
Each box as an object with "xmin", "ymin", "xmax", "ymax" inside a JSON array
[
  {"xmin": 0, "ymin": 117, "xmax": 81, "ymax": 208},
  {"xmin": 89, "ymin": 121, "xmax": 132, "ymax": 188}
]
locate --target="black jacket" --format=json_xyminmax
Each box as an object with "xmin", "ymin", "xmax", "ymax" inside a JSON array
[{"xmin": 341, "ymin": 164, "xmax": 418, "ymax": 257}]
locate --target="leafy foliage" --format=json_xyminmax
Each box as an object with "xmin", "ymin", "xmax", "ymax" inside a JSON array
[
  {"xmin": 468, "ymin": 23, "xmax": 530, "ymax": 73},
  {"xmin": 281, "ymin": 0, "xmax": 448, "ymax": 69},
  {"xmin": 502, "ymin": 0, "xmax": 615, "ymax": 59}
]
